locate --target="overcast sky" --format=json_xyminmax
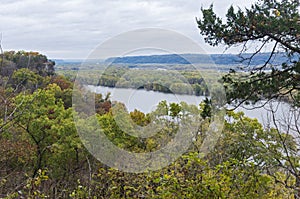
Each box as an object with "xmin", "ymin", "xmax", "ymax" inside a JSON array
[{"xmin": 0, "ymin": 0, "xmax": 257, "ymax": 59}]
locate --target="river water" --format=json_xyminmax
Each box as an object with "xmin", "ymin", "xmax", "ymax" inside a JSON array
[{"xmin": 88, "ymin": 85, "xmax": 299, "ymax": 129}]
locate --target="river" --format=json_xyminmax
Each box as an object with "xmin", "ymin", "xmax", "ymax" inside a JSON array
[{"xmin": 87, "ymin": 85, "xmax": 299, "ymax": 129}]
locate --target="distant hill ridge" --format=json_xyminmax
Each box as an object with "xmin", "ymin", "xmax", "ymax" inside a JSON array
[{"xmin": 105, "ymin": 53, "xmax": 289, "ymax": 66}]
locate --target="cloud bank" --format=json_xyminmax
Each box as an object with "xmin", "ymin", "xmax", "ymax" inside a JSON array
[{"xmin": 0, "ymin": 0, "xmax": 256, "ymax": 59}]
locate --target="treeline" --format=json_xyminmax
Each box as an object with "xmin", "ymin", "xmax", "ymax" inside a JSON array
[
  {"xmin": 105, "ymin": 53, "xmax": 289, "ymax": 66},
  {"xmin": 68, "ymin": 66, "xmax": 211, "ymax": 96},
  {"xmin": 0, "ymin": 51, "xmax": 298, "ymax": 198},
  {"xmin": 1, "ymin": 51, "xmax": 55, "ymax": 77}
]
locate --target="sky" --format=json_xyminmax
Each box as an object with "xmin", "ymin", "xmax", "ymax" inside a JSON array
[{"xmin": 0, "ymin": 0, "xmax": 257, "ymax": 59}]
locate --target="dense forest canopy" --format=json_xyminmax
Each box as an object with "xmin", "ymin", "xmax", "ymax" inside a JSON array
[
  {"xmin": 1, "ymin": 51, "xmax": 55, "ymax": 77},
  {"xmin": 0, "ymin": 0, "xmax": 299, "ymax": 198}
]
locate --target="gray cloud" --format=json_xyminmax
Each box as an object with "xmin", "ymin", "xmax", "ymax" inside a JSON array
[{"xmin": 0, "ymin": 0, "xmax": 256, "ymax": 59}]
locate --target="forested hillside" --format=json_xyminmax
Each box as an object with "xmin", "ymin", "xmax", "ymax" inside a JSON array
[
  {"xmin": 0, "ymin": 47, "xmax": 298, "ymax": 198},
  {"xmin": 105, "ymin": 52, "xmax": 289, "ymax": 66},
  {"xmin": 0, "ymin": 0, "xmax": 299, "ymax": 198}
]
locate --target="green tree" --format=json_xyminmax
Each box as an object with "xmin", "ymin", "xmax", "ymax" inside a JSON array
[
  {"xmin": 12, "ymin": 68, "xmax": 40, "ymax": 91},
  {"xmin": 197, "ymin": 1, "xmax": 300, "ymax": 196},
  {"xmin": 13, "ymin": 84, "xmax": 85, "ymax": 178},
  {"xmin": 169, "ymin": 102, "xmax": 182, "ymax": 118},
  {"xmin": 197, "ymin": 0, "xmax": 300, "ymax": 106},
  {"xmin": 130, "ymin": 109, "xmax": 150, "ymax": 126},
  {"xmin": 200, "ymin": 97, "xmax": 212, "ymax": 119}
]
